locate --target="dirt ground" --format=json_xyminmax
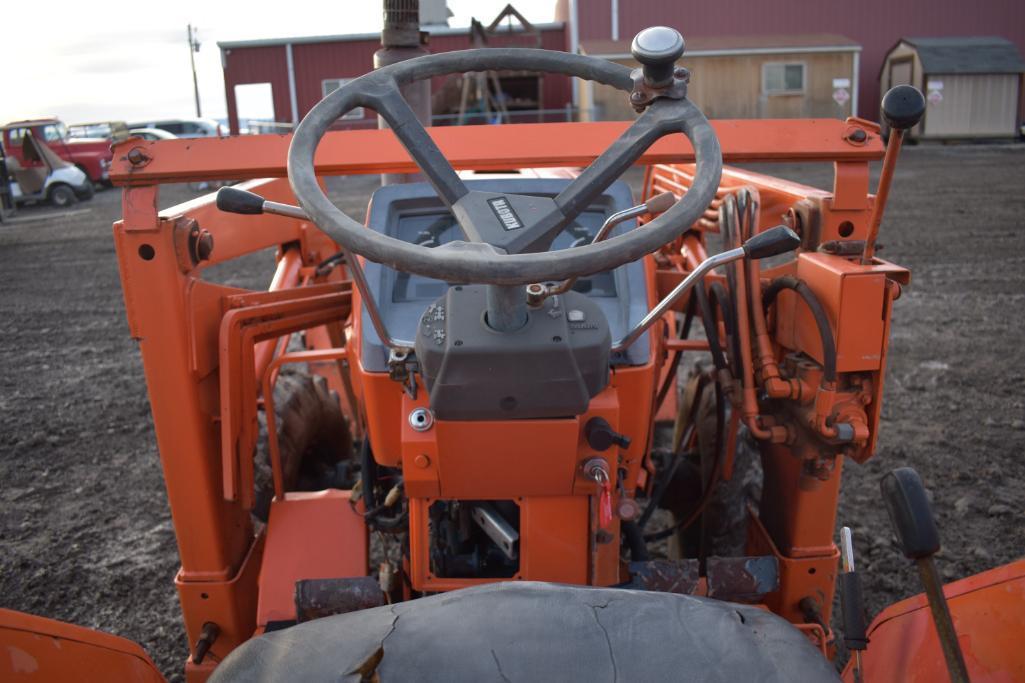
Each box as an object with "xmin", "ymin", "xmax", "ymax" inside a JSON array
[{"xmin": 1, "ymin": 145, "xmax": 1023, "ymax": 679}]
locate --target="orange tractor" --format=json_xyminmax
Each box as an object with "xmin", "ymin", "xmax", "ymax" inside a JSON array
[{"xmin": 3, "ymin": 26, "xmax": 1024, "ymax": 682}]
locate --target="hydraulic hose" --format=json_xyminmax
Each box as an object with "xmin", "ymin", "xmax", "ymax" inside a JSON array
[
  {"xmin": 644, "ymin": 381, "xmax": 727, "ymax": 543},
  {"xmin": 621, "ymin": 521, "xmax": 650, "ymax": 562},
  {"xmin": 360, "ymin": 438, "xmax": 377, "ymax": 512},
  {"xmin": 762, "ymin": 276, "xmax": 837, "ymax": 385},
  {"xmin": 720, "ymin": 194, "xmax": 777, "ymax": 441},
  {"xmin": 708, "ymin": 281, "xmax": 741, "ymax": 374},
  {"xmin": 638, "ymin": 424, "xmax": 693, "ymax": 531},
  {"xmin": 357, "ymin": 439, "xmax": 408, "ymax": 531},
  {"xmin": 655, "ymin": 293, "xmax": 697, "ymax": 410}
]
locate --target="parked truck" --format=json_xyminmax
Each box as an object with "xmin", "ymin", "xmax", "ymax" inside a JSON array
[{"xmin": 1, "ymin": 118, "xmax": 112, "ymax": 185}]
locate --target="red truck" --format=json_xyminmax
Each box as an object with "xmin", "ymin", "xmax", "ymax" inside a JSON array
[{"xmin": 1, "ymin": 118, "xmax": 112, "ymax": 185}]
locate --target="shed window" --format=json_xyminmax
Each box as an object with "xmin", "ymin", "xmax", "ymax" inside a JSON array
[
  {"xmin": 763, "ymin": 63, "xmax": 806, "ymax": 95},
  {"xmin": 322, "ymin": 79, "xmax": 365, "ymax": 119}
]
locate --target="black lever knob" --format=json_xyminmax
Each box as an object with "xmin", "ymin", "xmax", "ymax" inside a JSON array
[
  {"xmin": 742, "ymin": 226, "xmax": 801, "ymax": 260},
  {"xmin": 879, "ymin": 467, "xmax": 970, "ymax": 683},
  {"xmin": 881, "ymin": 85, "xmax": 926, "ymax": 132},
  {"xmin": 216, "ymin": 186, "xmax": 265, "ymax": 215},
  {"xmin": 880, "ymin": 467, "xmax": 940, "ymax": 559},
  {"xmin": 631, "ymin": 27, "xmax": 685, "ymax": 88},
  {"xmin": 585, "ymin": 417, "xmax": 632, "ymax": 452}
]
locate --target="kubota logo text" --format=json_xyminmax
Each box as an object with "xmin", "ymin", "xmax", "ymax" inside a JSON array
[{"xmin": 487, "ymin": 197, "xmax": 523, "ymax": 231}]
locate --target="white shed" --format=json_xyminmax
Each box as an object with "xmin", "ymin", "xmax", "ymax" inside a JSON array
[{"xmin": 880, "ymin": 37, "xmax": 1025, "ymax": 139}]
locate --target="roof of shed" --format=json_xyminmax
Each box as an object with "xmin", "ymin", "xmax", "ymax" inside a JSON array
[{"xmin": 899, "ymin": 36, "xmax": 1025, "ymax": 74}]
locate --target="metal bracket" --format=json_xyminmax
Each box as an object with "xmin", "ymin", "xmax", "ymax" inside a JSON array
[
  {"xmin": 471, "ymin": 502, "xmax": 520, "ymax": 561},
  {"xmin": 388, "ymin": 347, "xmax": 419, "ymax": 398},
  {"xmin": 629, "ymin": 67, "xmax": 690, "ymax": 113}
]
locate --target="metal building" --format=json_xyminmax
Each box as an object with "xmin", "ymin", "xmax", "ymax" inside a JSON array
[
  {"xmin": 880, "ymin": 37, "xmax": 1025, "ymax": 139},
  {"xmin": 219, "ymin": 22, "xmax": 568, "ymax": 134}
]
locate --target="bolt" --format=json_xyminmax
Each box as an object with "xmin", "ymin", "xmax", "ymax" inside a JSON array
[
  {"xmin": 127, "ymin": 148, "xmax": 150, "ymax": 166},
  {"xmin": 194, "ymin": 231, "xmax": 214, "ymax": 261},
  {"xmin": 844, "ymin": 128, "xmax": 868, "ymax": 145},
  {"xmin": 526, "ymin": 283, "xmax": 547, "ymax": 307},
  {"xmin": 414, "ymin": 454, "xmax": 431, "ymax": 469},
  {"xmin": 193, "ymin": 622, "xmax": 219, "ymax": 665},
  {"xmin": 408, "ymin": 408, "xmax": 434, "ymax": 432}
]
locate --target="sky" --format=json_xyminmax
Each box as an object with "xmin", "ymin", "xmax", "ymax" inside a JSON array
[{"xmin": 3, "ymin": 0, "xmax": 557, "ymax": 125}]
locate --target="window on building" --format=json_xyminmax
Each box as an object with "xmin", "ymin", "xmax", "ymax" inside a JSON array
[
  {"xmin": 322, "ymin": 79, "xmax": 365, "ymax": 119},
  {"xmin": 762, "ymin": 63, "xmax": 806, "ymax": 95}
]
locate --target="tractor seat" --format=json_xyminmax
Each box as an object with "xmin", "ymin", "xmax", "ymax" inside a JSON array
[{"xmin": 211, "ymin": 581, "xmax": 839, "ymax": 682}]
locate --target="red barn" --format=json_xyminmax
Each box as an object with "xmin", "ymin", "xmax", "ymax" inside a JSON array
[{"xmin": 219, "ymin": 22, "xmax": 569, "ymax": 134}]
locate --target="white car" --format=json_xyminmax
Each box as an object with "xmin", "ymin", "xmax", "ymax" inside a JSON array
[
  {"xmin": 129, "ymin": 128, "xmax": 178, "ymax": 141},
  {"xmin": 127, "ymin": 118, "xmax": 224, "ymax": 139}
]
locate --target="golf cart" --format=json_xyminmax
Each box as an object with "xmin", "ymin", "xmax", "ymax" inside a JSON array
[{"xmin": 5, "ymin": 131, "xmax": 94, "ymax": 208}]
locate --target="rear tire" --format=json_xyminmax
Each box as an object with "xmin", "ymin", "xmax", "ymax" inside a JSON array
[
  {"xmin": 47, "ymin": 184, "xmax": 77, "ymax": 208},
  {"xmin": 253, "ymin": 372, "xmax": 354, "ymax": 521},
  {"xmin": 663, "ymin": 364, "xmax": 762, "ymax": 558}
]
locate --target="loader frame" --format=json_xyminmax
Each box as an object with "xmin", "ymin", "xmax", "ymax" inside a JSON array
[{"xmin": 109, "ymin": 117, "xmax": 904, "ymax": 678}]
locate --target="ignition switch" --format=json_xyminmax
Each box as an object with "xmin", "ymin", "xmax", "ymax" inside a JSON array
[{"xmin": 583, "ymin": 457, "xmax": 613, "ymax": 528}]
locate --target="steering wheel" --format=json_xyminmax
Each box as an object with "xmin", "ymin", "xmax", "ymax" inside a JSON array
[{"xmin": 287, "ymin": 28, "xmax": 722, "ymax": 286}]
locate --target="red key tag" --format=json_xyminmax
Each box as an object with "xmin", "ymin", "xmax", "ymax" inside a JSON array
[{"xmin": 599, "ymin": 479, "xmax": 613, "ymax": 528}]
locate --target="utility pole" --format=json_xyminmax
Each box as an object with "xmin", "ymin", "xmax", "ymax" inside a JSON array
[{"xmin": 187, "ymin": 24, "xmax": 202, "ymax": 117}]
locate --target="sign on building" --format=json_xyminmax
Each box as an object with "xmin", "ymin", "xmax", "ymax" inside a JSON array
[{"xmin": 832, "ymin": 78, "xmax": 851, "ymax": 106}]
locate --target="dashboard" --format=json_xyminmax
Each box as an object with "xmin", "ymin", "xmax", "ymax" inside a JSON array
[{"xmin": 359, "ymin": 178, "xmax": 651, "ymax": 372}]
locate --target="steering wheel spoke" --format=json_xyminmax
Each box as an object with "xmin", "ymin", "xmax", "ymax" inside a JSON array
[
  {"xmin": 374, "ymin": 81, "xmax": 470, "ymax": 212},
  {"xmin": 555, "ymin": 104, "xmax": 668, "ymax": 225}
]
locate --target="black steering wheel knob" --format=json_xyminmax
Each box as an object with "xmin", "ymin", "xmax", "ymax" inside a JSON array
[{"xmin": 631, "ymin": 27, "xmax": 686, "ymax": 87}]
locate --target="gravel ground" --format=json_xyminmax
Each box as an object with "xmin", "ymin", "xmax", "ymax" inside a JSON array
[{"xmin": 1, "ymin": 145, "xmax": 1023, "ymax": 679}]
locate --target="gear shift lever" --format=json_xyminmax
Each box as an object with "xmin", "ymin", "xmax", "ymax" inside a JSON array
[{"xmin": 862, "ymin": 86, "xmax": 926, "ymax": 263}]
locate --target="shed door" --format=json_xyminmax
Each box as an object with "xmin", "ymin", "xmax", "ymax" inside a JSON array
[
  {"xmin": 924, "ymin": 73, "xmax": 1020, "ymax": 137},
  {"xmin": 889, "ymin": 60, "xmax": 912, "ymax": 87}
]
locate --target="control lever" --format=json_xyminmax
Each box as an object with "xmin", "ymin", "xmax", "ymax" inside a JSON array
[
  {"xmin": 533, "ymin": 191, "xmax": 676, "ymax": 303},
  {"xmin": 584, "ymin": 417, "xmax": 632, "ymax": 452},
  {"xmin": 839, "ymin": 526, "xmax": 868, "ymax": 681},
  {"xmin": 862, "ymin": 85, "xmax": 926, "ymax": 264},
  {"xmin": 214, "ymin": 187, "xmax": 411, "ymax": 350},
  {"xmin": 880, "ymin": 467, "xmax": 970, "ymax": 683},
  {"xmin": 217, "ymin": 185, "xmax": 307, "ymax": 220},
  {"xmin": 613, "ymin": 226, "xmax": 800, "ymax": 352}
]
